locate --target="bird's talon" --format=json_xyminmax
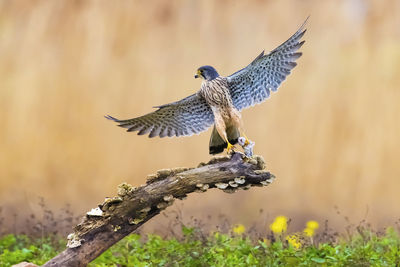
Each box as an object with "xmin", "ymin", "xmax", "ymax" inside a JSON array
[
  {"xmin": 238, "ymin": 136, "xmax": 255, "ymax": 157},
  {"xmin": 240, "ymin": 132, "xmax": 250, "ymax": 145},
  {"xmin": 244, "ymin": 138, "xmax": 250, "ymax": 146},
  {"xmin": 226, "ymin": 143, "xmax": 236, "ymax": 153}
]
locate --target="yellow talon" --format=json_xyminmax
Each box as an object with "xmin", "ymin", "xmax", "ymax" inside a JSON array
[
  {"xmin": 241, "ymin": 132, "xmax": 250, "ymax": 146},
  {"xmin": 244, "ymin": 138, "xmax": 250, "ymax": 146},
  {"xmin": 226, "ymin": 142, "xmax": 235, "ymax": 153}
]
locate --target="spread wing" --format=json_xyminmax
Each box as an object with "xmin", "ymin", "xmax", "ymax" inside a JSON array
[
  {"xmin": 227, "ymin": 18, "xmax": 307, "ymax": 111},
  {"xmin": 105, "ymin": 93, "xmax": 214, "ymax": 138}
]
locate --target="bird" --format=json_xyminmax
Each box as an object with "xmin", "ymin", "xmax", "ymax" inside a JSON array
[
  {"xmin": 106, "ymin": 18, "xmax": 307, "ymax": 154},
  {"xmin": 238, "ymin": 137, "xmax": 255, "ymax": 158}
]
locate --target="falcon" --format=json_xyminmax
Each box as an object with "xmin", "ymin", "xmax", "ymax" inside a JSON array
[{"xmin": 106, "ymin": 19, "xmax": 307, "ymax": 154}]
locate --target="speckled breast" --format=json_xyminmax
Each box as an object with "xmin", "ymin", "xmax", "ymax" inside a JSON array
[{"xmin": 199, "ymin": 77, "xmax": 233, "ymax": 108}]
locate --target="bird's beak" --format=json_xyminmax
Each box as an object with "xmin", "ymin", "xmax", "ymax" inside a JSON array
[
  {"xmin": 194, "ymin": 74, "xmax": 199, "ymax": 78},
  {"xmin": 195, "ymin": 69, "xmax": 201, "ymax": 79}
]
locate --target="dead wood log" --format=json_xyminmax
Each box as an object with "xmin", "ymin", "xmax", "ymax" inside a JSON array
[{"xmin": 43, "ymin": 153, "xmax": 275, "ymax": 267}]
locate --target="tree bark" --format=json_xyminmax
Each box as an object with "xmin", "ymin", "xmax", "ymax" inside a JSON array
[{"xmin": 43, "ymin": 153, "xmax": 275, "ymax": 267}]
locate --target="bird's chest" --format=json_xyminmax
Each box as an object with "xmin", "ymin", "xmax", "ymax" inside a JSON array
[{"xmin": 200, "ymin": 78, "xmax": 233, "ymax": 109}]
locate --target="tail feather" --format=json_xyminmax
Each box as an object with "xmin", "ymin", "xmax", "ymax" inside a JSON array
[{"xmin": 209, "ymin": 125, "xmax": 240, "ymax": 154}]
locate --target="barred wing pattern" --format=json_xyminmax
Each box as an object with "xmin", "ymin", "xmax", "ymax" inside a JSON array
[
  {"xmin": 105, "ymin": 94, "xmax": 214, "ymax": 138},
  {"xmin": 227, "ymin": 19, "xmax": 307, "ymax": 111}
]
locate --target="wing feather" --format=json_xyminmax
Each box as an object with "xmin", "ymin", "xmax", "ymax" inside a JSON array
[
  {"xmin": 227, "ymin": 18, "xmax": 308, "ymax": 111},
  {"xmin": 105, "ymin": 93, "xmax": 214, "ymax": 138}
]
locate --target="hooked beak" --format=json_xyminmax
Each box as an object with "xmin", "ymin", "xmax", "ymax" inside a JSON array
[{"xmin": 195, "ymin": 69, "xmax": 202, "ymax": 79}]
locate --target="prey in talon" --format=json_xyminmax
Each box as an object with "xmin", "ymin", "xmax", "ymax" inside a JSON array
[{"xmin": 238, "ymin": 137, "xmax": 255, "ymax": 158}]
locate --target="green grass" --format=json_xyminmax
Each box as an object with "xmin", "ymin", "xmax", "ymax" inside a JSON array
[{"xmin": 1, "ymin": 227, "xmax": 400, "ymax": 266}]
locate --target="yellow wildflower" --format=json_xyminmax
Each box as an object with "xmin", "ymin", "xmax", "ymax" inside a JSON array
[
  {"xmin": 233, "ymin": 224, "xmax": 246, "ymax": 235},
  {"xmin": 303, "ymin": 220, "xmax": 319, "ymax": 237},
  {"xmin": 306, "ymin": 220, "xmax": 319, "ymax": 230},
  {"xmin": 303, "ymin": 227, "xmax": 314, "ymax": 237},
  {"xmin": 286, "ymin": 234, "xmax": 302, "ymax": 249},
  {"xmin": 269, "ymin": 215, "xmax": 288, "ymax": 234}
]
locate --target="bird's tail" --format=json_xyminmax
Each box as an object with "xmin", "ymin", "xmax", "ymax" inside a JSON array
[{"xmin": 209, "ymin": 125, "xmax": 240, "ymax": 154}]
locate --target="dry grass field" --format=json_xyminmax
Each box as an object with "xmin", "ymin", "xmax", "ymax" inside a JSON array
[{"xmin": 0, "ymin": 0, "xmax": 399, "ymax": 232}]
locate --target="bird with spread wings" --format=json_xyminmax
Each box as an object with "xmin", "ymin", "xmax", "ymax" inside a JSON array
[{"xmin": 106, "ymin": 19, "xmax": 307, "ymax": 154}]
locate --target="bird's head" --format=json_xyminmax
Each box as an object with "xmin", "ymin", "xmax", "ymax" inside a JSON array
[{"xmin": 195, "ymin": 66, "xmax": 219, "ymax": 81}]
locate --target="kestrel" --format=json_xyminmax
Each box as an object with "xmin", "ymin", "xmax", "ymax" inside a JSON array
[{"xmin": 106, "ymin": 19, "xmax": 307, "ymax": 154}]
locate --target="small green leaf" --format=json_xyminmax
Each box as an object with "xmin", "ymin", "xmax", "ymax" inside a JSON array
[{"xmin": 311, "ymin": 257, "xmax": 326, "ymax": 263}]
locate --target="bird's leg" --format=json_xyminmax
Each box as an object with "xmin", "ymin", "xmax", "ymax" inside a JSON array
[
  {"xmin": 231, "ymin": 109, "xmax": 250, "ymax": 146},
  {"xmin": 214, "ymin": 117, "xmax": 236, "ymax": 154},
  {"xmin": 222, "ymin": 132, "xmax": 235, "ymax": 154},
  {"xmin": 240, "ymin": 128, "xmax": 250, "ymax": 146}
]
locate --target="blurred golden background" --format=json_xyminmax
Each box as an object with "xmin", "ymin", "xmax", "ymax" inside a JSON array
[{"xmin": 1, "ymin": 0, "xmax": 399, "ymax": 232}]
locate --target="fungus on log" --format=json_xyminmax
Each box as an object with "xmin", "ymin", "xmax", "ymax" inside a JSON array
[{"xmin": 43, "ymin": 153, "xmax": 275, "ymax": 267}]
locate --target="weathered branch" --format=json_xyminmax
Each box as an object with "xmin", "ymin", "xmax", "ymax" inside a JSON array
[{"xmin": 43, "ymin": 153, "xmax": 275, "ymax": 267}]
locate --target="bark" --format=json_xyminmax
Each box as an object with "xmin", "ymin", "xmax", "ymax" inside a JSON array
[{"xmin": 43, "ymin": 153, "xmax": 275, "ymax": 267}]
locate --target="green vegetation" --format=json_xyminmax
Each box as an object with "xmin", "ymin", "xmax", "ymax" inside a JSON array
[
  {"xmin": 1, "ymin": 226, "xmax": 400, "ymax": 266},
  {"xmin": 0, "ymin": 234, "xmax": 63, "ymax": 266}
]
